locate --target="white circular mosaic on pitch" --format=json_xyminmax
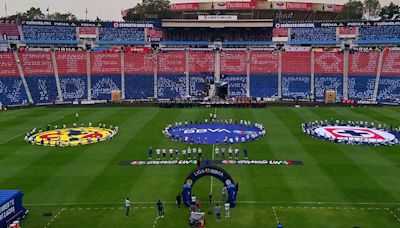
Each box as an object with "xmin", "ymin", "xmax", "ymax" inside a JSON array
[{"xmin": 314, "ymin": 126, "xmax": 396, "ymax": 142}]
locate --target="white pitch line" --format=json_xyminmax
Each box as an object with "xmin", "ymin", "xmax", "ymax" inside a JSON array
[
  {"xmin": 24, "ymin": 201, "xmax": 400, "ymax": 207},
  {"xmin": 43, "ymin": 208, "xmax": 65, "ymax": 228},
  {"xmin": 209, "ymin": 108, "xmax": 217, "ymax": 194},
  {"xmin": 0, "ymin": 115, "xmax": 67, "ymax": 145},
  {"xmin": 272, "ymin": 207, "xmax": 279, "ymax": 224}
]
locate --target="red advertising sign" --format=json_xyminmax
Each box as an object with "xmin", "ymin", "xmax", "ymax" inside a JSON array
[
  {"xmin": 286, "ymin": 2, "xmax": 313, "ymax": 11},
  {"xmin": 171, "ymin": 3, "xmax": 199, "ymax": 11}
]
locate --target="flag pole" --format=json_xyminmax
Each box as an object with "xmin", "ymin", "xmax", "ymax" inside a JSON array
[{"xmin": 4, "ymin": 0, "xmax": 8, "ymax": 17}]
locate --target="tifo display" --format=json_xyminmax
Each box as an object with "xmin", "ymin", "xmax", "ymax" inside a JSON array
[{"xmin": 302, "ymin": 120, "xmax": 400, "ymax": 146}]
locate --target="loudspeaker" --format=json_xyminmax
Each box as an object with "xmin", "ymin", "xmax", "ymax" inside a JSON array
[
  {"xmin": 325, "ymin": 90, "xmax": 336, "ymax": 104},
  {"xmin": 111, "ymin": 90, "xmax": 122, "ymax": 103}
]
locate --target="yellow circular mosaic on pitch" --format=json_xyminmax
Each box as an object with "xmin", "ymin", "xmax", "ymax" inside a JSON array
[{"xmin": 30, "ymin": 127, "xmax": 116, "ymax": 147}]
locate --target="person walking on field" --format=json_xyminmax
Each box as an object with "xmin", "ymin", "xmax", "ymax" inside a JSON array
[
  {"xmin": 224, "ymin": 202, "xmax": 230, "ymax": 218},
  {"xmin": 125, "ymin": 197, "xmax": 131, "ymax": 217},
  {"xmin": 215, "ymin": 203, "xmax": 222, "ymax": 222},
  {"xmin": 156, "ymin": 200, "xmax": 164, "ymax": 218},
  {"xmin": 176, "ymin": 192, "xmax": 182, "ymax": 208}
]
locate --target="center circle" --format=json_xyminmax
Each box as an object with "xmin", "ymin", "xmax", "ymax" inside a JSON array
[{"xmin": 165, "ymin": 123, "xmax": 265, "ymax": 145}]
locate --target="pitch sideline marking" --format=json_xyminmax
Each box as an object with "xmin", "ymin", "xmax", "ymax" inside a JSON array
[
  {"xmin": 25, "ymin": 201, "xmax": 400, "ymax": 206},
  {"xmin": 209, "ymin": 108, "xmax": 217, "ymax": 194},
  {"xmin": 272, "ymin": 207, "xmax": 279, "ymax": 224},
  {"xmin": 44, "ymin": 207, "xmax": 155, "ymax": 227},
  {"xmin": 44, "ymin": 208, "xmax": 65, "ymax": 228},
  {"xmin": 389, "ymin": 209, "xmax": 400, "ymax": 223},
  {"xmin": 0, "ymin": 116, "xmax": 67, "ymax": 145}
]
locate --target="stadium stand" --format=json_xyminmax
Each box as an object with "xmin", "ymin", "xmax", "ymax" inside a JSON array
[
  {"xmin": 188, "ymin": 51, "xmax": 215, "ymax": 97},
  {"xmin": 221, "ymin": 51, "xmax": 247, "ymax": 97},
  {"xmin": 90, "ymin": 52, "xmax": 121, "ymax": 100},
  {"xmin": 56, "ymin": 51, "xmax": 88, "ymax": 101},
  {"xmin": 290, "ymin": 27, "xmax": 337, "ymax": 41},
  {"xmin": 281, "ymin": 51, "xmax": 311, "ymax": 99},
  {"xmin": 22, "ymin": 24, "xmax": 76, "ymax": 41},
  {"xmin": 249, "ymin": 51, "xmax": 279, "ymax": 98},
  {"xmin": 124, "ymin": 52, "xmax": 154, "ymax": 99},
  {"xmin": 0, "ymin": 53, "xmax": 28, "ymax": 105},
  {"xmin": 19, "ymin": 51, "xmax": 58, "ymax": 103},
  {"xmin": 377, "ymin": 49, "xmax": 400, "ymax": 103},
  {"xmin": 157, "ymin": 51, "xmax": 186, "ymax": 99},
  {"xmin": 314, "ymin": 51, "xmax": 344, "ymax": 101},
  {"xmin": 99, "ymin": 27, "xmax": 145, "ymax": 41},
  {"xmin": 359, "ymin": 25, "xmax": 400, "ymax": 41},
  {"xmin": 348, "ymin": 51, "xmax": 378, "ymax": 101},
  {"xmin": 0, "ymin": 20, "xmax": 20, "ymax": 40}
]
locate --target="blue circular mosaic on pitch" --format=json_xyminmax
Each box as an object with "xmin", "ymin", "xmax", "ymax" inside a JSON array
[{"xmin": 166, "ymin": 123, "xmax": 264, "ymax": 145}]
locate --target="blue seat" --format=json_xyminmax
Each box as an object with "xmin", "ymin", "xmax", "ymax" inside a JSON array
[
  {"xmin": 125, "ymin": 74, "xmax": 154, "ymax": 99},
  {"xmin": 223, "ymin": 75, "xmax": 247, "ymax": 97},
  {"xmin": 25, "ymin": 75, "xmax": 58, "ymax": 103},
  {"xmin": 377, "ymin": 76, "xmax": 400, "ymax": 103},
  {"xmin": 291, "ymin": 27, "xmax": 336, "ymax": 41},
  {"xmin": 91, "ymin": 75, "xmax": 121, "ymax": 100},
  {"xmin": 22, "ymin": 25, "xmax": 76, "ymax": 40},
  {"xmin": 314, "ymin": 74, "xmax": 343, "ymax": 101},
  {"xmin": 359, "ymin": 26, "xmax": 400, "ymax": 41},
  {"xmin": 157, "ymin": 74, "xmax": 186, "ymax": 99},
  {"xmin": 282, "ymin": 74, "xmax": 311, "ymax": 99},
  {"xmin": 0, "ymin": 76, "xmax": 28, "ymax": 105},
  {"xmin": 250, "ymin": 74, "xmax": 278, "ymax": 98},
  {"xmin": 347, "ymin": 76, "xmax": 375, "ymax": 101},
  {"xmin": 59, "ymin": 75, "xmax": 87, "ymax": 101},
  {"xmin": 189, "ymin": 74, "xmax": 213, "ymax": 98},
  {"xmin": 99, "ymin": 27, "xmax": 145, "ymax": 41}
]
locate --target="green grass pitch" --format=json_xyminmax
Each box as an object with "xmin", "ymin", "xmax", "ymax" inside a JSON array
[{"xmin": 1, "ymin": 106, "xmax": 400, "ymax": 227}]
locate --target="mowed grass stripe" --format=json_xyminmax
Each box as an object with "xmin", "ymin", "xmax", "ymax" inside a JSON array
[
  {"xmin": 269, "ymin": 107, "xmax": 351, "ymax": 202},
  {"xmin": 0, "ymin": 108, "xmax": 101, "ymax": 186},
  {"xmin": 24, "ymin": 108, "xmax": 149, "ymax": 204},
  {"xmin": 2, "ymin": 108, "xmax": 120, "ymax": 203},
  {"xmin": 127, "ymin": 108, "xmax": 212, "ymax": 202},
  {"xmin": 327, "ymin": 108, "xmax": 400, "ymax": 201},
  {"xmin": 73, "ymin": 107, "xmax": 164, "ymax": 202},
  {"xmin": 303, "ymin": 107, "xmax": 399, "ymax": 203}
]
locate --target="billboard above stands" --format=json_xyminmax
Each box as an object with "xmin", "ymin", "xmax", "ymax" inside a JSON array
[
  {"xmin": 172, "ymin": 3, "xmax": 200, "ymax": 11},
  {"xmin": 272, "ymin": 1, "xmax": 287, "ymax": 10},
  {"xmin": 286, "ymin": 2, "xmax": 313, "ymax": 11},
  {"xmin": 198, "ymin": 15, "xmax": 238, "ymax": 20}
]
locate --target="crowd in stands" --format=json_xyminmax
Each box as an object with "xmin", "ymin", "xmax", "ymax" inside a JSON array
[{"xmin": 302, "ymin": 120, "xmax": 400, "ymax": 146}]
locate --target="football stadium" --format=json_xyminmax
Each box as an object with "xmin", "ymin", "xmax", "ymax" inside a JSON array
[{"xmin": 1, "ymin": 0, "xmax": 400, "ymax": 227}]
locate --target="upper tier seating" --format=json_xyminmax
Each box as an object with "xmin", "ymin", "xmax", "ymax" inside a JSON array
[
  {"xmin": 0, "ymin": 20, "xmax": 20, "ymax": 40},
  {"xmin": 291, "ymin": 27, "xmax": 337, "ymax": 41},
  {"xmin": 22, "ymin": 25, "xmax": 76, "ymax": 40},
  {"xmin": 99, "ymin": 27, "xmax": 144, "ymax": 41},
  {"xmin": 359, "ymin": 26, "xmax": 400, "ymax": 41},
  {"xmin": 188, "ymin": 51, "xmax": 214, "ymax": 74}
]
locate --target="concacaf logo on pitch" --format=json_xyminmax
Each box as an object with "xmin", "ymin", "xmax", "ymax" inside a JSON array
[{"xmin": 30, "ymin": 127, "xmax": 115, "ymax": 146}]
